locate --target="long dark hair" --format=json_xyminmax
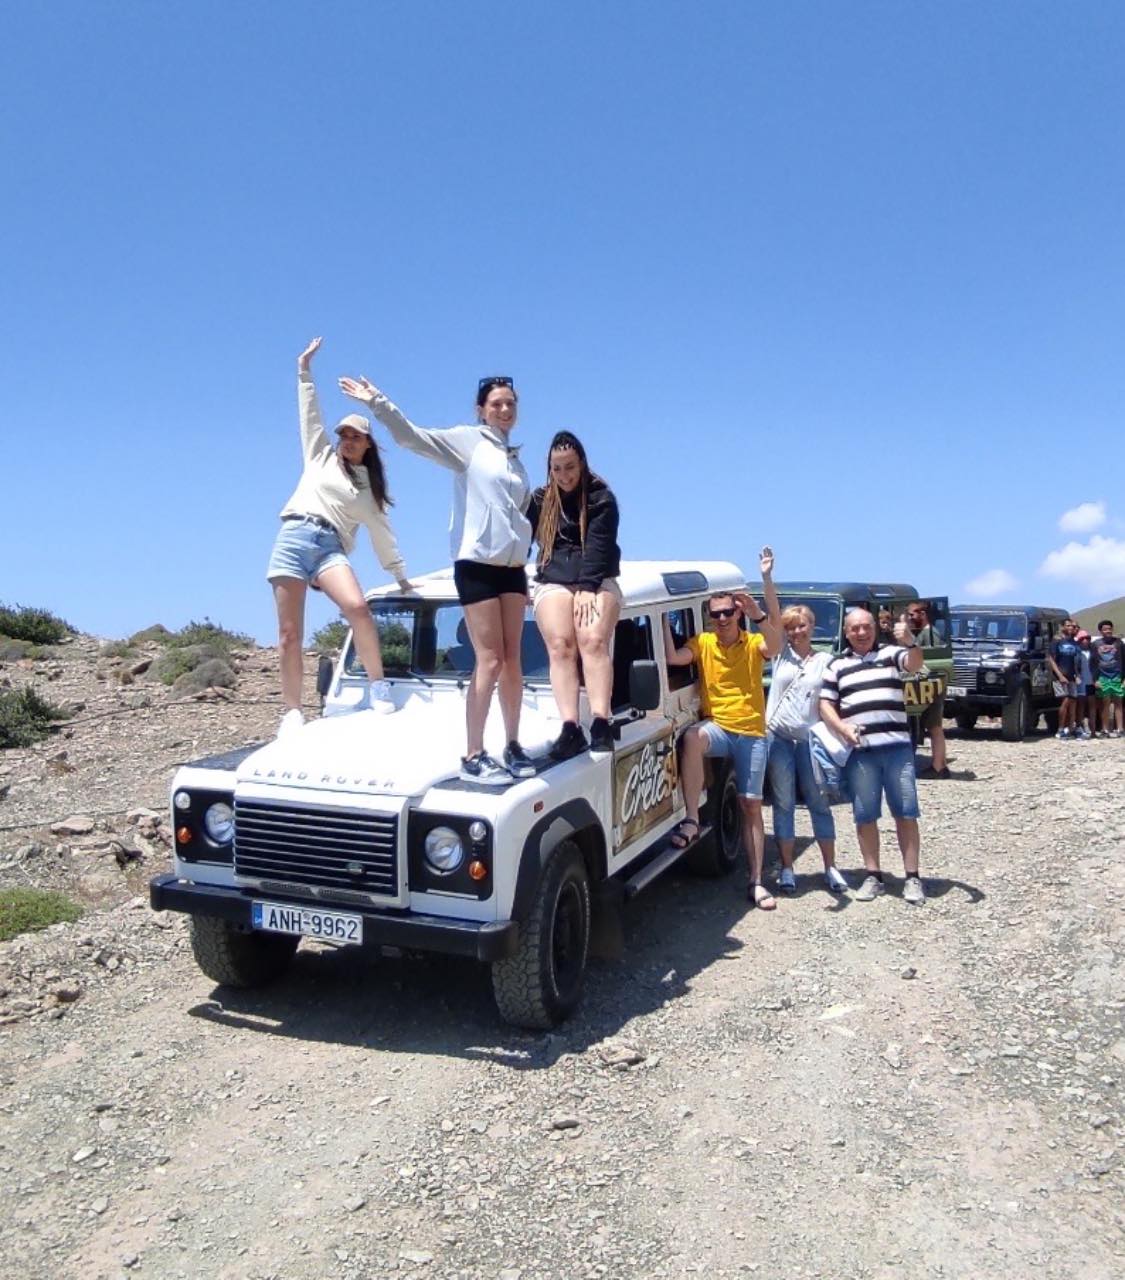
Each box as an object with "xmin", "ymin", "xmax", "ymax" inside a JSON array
[
  {"xmin": 537, "ymin": 430, "xmax": 597, "ymax": 569},
  {"xmin": 343, "ymin": 442, "xmax": 393, "ymax": 512}
]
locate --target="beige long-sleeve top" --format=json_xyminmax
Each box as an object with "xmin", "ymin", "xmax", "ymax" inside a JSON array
[{"xmin": 279, "ymin": 371, "xmax": 406, "ymax": 581}]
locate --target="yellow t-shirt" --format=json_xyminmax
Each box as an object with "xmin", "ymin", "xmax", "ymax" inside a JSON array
[{"xmin": 687, "ymin": 630, "xmax": 768, "ymax": 736}]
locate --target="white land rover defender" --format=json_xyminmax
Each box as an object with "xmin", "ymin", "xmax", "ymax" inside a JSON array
[{"xmin": 150, "ymin": 561, "xmax": 746, "ymax": 1028}]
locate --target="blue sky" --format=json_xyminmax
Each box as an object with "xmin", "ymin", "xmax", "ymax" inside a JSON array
[{"xmin": 2, "ymin": 1, "xmax": 1123, "ymax": 642}]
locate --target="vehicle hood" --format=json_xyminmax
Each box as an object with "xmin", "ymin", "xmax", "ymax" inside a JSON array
[{"xmin": 235, "ymin": 694, "xmax": 557, "ymax": 797}]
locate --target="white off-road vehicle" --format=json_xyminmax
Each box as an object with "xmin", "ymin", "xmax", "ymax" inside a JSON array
[{"xmin": 150, "ymin": 561, "xmax": 746, "ymax": 1028}]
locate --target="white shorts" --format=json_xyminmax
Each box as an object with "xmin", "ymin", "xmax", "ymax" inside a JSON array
[{"xmin": 531, "ymin": 577, "xmax": 622, "ymax": 611}]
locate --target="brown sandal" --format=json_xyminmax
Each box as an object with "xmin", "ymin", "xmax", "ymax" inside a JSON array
[
  {"xmin": 669, "ymin": 818, "xmax": 700, "ymax": 850},
  {"xmin": 748, "ymin": 882, "xmax": 777, "ymax": 911}
]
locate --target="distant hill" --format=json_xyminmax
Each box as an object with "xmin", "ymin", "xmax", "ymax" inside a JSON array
[{"xmin": 1074, "ymin": 595, "xmax": 1125, "ymax": 635}]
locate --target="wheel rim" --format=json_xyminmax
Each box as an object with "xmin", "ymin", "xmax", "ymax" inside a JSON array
[{"xmin": 551, "ymin": 881, "xmax": 585, "ymax": 1000}]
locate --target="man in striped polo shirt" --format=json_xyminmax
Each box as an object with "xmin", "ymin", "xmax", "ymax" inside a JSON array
[{"xmin": 819, "ymin": 608, "xmax": 927, "ymax": 905}]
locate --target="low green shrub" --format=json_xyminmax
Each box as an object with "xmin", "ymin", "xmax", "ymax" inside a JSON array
[
  {"xmin": 171, "ymin": 657, "xmax": 237, "ymax": 696},
  {"xmin": 312, "ymin": 620, "xmax": 349, "ymax": 653},
  {"xmin": 101, "ymin": 639, "xmax": 137, "ymax": 659},
  {"xmin": 0, "ymin": 888, "xmax": 82, "ymax": 942},
  {"xmin": 165, "ymin": 619, "xmax": 253, "ymax": 657},
  {"xmin": 0, "ymin": 686, "xmax": 69, "ymax": 748},
  {"xmin": 0, "ymin": 604, "xmax": 74, "ymax": 645},
  {"xmin": 152, "ymin": 643, "xmax": 220, "ymax": 686},
  {"xmin": 129, "ymin": 623, "xmax": 171, "ymax": 645}
]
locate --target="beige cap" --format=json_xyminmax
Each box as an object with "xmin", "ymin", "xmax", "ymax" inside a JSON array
[{"xmin": 335, "ymin": 413, "xmax": 372, "ymax": 436}]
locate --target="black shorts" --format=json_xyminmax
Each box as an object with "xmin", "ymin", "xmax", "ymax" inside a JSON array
[{"xmin": 453, "ymin": 560, "xmax": 528, "ymax": 606}]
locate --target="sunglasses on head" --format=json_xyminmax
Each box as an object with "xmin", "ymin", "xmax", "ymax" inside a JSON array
[
  {"xmin": 710, "ymin": 607, "xmax": 738, "ymax": 620},
  {"xmin": 478, "ymin": 376, "xmax": 514, "ymax": 392}
]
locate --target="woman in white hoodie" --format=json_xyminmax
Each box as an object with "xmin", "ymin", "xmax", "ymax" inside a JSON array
[
  {"xmin": 339, "ymin": 371, "xmax": 534, "ymax": 785},
  {"xmin": 267, "ymin": 338, "xmax": 410, "ymax": 738}
]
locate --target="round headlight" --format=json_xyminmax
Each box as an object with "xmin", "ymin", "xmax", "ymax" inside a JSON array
[
  {"xmin": 173, "ymin": 791, "xmax": 191, "ymax": 811},
  {"xmin": 468, "ymin": 820, "xmax": 487, "ymax": 843},
  {"xmin": 984, "ymin": 670, "xmax": 1001, "ymax": 685},
  {"xmin": 424, "ymin": 826, "xmax": 464, "ymax": 874},
  {"xmin": 203, "ymin": 802, "xmax": 235, "ymax": 845}
]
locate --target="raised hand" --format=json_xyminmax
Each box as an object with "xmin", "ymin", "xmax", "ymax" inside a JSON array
[
  {"xmin": 339, "ymin": 375, "xmax": 378, "ymax": 406},
  {"xmin": 759, "ymin": 545, "xmax": 775, "ymax": 577},
  {"xmin": 734, "ymin": 591, "xmax": 765, "ymax": 622},
  {"xmin": 893, "ymin": 610, "xmax": 913, "ymax": 645},
  {"xmin": 297, "ymin": 336, "xmax": 322, "ymax": 372}
]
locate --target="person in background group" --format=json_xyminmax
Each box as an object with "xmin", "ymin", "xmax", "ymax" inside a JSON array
[
  {"xmin": 877, "ymin": 608, "xmax": 896, "ymax": 646},
  {"xmin": 267, "ymin": 338, "xmax": 411, "ymax": 739},
  {"xmin": 819, "ymin": 608, "xmax": 927, "ymax": 905},
  {"xmin": 1075, "ymin": 630, "xmax": 1096, "ymax": 739},
  {"xmin": 339, "ymin": 370, "xmax": 536, "ymax": 784},
  {"xmin": 765, "ymin": 601, "xmax": 848, "ymax": 896},
  {"xmin": 906, "ymin": 600, "xmax": 950, "ymax": 778},
  {"xmin": 663, "ymin": 548, "xmax": 783, "ymax": 910},
  {"xmin": 1048, "ymin": 618, "xmax": 1083, "ymax": 740},
  {"xmin": 528, "ymin": 432, "xmax": 622, "ymax": 759},
  {"xmin": 1090, "ymin": 619, "xmax": 1125, "ymax": 737}
]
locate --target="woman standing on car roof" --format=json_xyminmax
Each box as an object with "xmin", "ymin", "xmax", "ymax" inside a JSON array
[
  {"xmin": 528, "ymin": 431, "xmax": 622, "ymax": 760},
  {"xmin": 267, "ymin": 338, "xmax": 411, "ymax": 740},
  {"xmin": 339, "ymin": 370, "xmax": 536, "ymax": 786}
]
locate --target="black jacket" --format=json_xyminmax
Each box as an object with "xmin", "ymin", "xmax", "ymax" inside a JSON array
[{"xmin": 528, "ymin": 477, "xmax": 621, "ymax": 590}]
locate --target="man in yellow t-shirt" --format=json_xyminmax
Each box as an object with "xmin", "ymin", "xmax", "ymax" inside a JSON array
[{"xmin": 662, "ymin": 547, "xmax": 783, "ymax": 910}]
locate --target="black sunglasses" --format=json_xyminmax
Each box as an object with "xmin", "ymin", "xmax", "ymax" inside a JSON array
[
  {"xmin": 710, "ymin": 607, "xmax": 737, "ymax": 620},
  {"xmin": 478, "ymin": 376, "xmax": 514, "ymax": 392}
]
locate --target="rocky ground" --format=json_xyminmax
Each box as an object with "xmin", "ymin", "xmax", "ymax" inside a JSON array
[{"xmin": 1, "ymin": 637, "xmax": 1123, "ymax": 1279}]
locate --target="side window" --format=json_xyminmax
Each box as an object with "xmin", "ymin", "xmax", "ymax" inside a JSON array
[
  {"xmin": 663, "ymin": 607, "xmax": 698, "ymax": 692},
  {"xmin": 610, "ymin": 615, "xmax": 654, "ymax": 712}
]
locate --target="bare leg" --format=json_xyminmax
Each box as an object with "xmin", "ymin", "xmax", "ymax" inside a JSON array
[
  {"xmin": 929, "ymin": 722, "xmax": 947, "ymax": 770},
  {"xmin": 894, "ymin": 817, "xmax": 920, "ymax": 875},
  {"xmin": 856, "ymin": 821, "xmax": 881, "ymax": 872},
  {"xmin": 462, "ymin": 597, "xmax": 505, "ymax": 757},
  {"xmin": 575, "ymin": 588, "xmax": 621, "ymax": 720},
  {"xmin": 679, "ymin": 726, "xmax": 706, "ymax": 825},
  {"xmin": 741, "ymin": 797, "xmax": 765, "ymax": 883},
  {"xmin": 272, "ymin": 577, "xmax": 307, "ymax": 711},
  {"xmin": 534, "ymin": 590, "xmax": 580, "ymax": 723},
  {"xmin": 314, "ymin": 563, "xmax": 384, "ymax": 681},
  {"xmin": 496, "ymin": 592, "xmax": 527, "ymax": 743}
]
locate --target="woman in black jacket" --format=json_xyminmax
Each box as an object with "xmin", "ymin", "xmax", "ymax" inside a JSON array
[{"xmin": 529, "ymin": 431, "xmax": 622, "ymax": 758}]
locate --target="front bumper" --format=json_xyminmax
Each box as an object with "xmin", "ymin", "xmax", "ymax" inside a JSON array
[{"xmin": 149, "ymin": 873, "xmax": 519, "ymax": 961}]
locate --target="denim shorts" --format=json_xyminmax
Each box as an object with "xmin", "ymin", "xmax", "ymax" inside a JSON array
[
  {"xmin": 266, "ymin": 518, "xmax": 349, "ymax": 584},
  {"xmin": 698, "ymin": 722, "xmax": 768, "ymax": 800},
  {"xmin": 846, "ymin": 742, "xmax": 920, "ymax": 825}
]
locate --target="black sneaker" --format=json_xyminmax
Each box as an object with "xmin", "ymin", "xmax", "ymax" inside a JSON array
[
  {"xmin": 503, "ymin": 741, "xmax": 537, "ymax": 779},
  {"xmin": 589, "ymin": 717, "xmax": 614, "ymax": 753},
  {"xmin": 458, "ymin": 752, "xmax": 511, "ymax": 786},
  {"xmin": 548, "ymin": 721, "xmax": 588, "ymax": 762}
]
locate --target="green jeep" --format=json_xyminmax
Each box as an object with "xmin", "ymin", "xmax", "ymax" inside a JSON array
[{"xmin": 746, "ymin": 582, "xmax": 952, "ymax": 745}]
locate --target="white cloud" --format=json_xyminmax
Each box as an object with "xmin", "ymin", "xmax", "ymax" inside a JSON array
[
  {"xmin": 1038, "ymin": 535, "xmax": 1125, "ymax": 597},
  {"xmin": 963, "ymin": 568, "xmax": 1019, "ymax": 599},
  {"xmin": 1058, "ymin": 500, "xmax": 1106, "ymax": 534}
]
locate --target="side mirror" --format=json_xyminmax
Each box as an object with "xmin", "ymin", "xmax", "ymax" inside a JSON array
[
  {"xmin": 316, "ymin": 655, "xmax": 334, "ymax": 706},
  {"xmin": 629, "ymin": 659, "xmax": 661, "ymax": 711}
]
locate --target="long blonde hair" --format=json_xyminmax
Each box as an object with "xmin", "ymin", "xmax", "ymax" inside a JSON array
[{"xmin": 537, "ymin": 431, "xmax": 592, "ymax": 569}]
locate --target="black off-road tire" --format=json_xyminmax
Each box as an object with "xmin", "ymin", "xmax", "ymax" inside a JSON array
[
  {"xmin": 1001, "ymin": 686, "xmax": 1031, "ymax": 742},
  {"xmin": 190, "ymin": 915, "xmax": 299, "ymax": 988},
  {"xmin": 491, "ymin": 840, "xmax": 591, "ymax": 1030},
  {"xmin": 686, "ymin": 767, "xmax": 742, "ymax": 878},
  {"xmin": 954, "ymin": 709, "xmax": 977, "ymax": 733}
]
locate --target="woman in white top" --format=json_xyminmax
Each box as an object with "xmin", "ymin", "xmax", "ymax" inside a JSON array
[
  {"xmin": 765, "ymin": 604, "xmax": 846, "ymax": 895},
  {"xmin": 339, "ymin": 371, "xmax": 535, "ymax": 786},
  {"xmin": 267, "ymin": 338, "xmax": 411, "ymax": 738}
]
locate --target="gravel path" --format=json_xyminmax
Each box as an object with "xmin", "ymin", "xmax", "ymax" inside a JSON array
[{"xmin": 1, "ymin": 643, "xmax": 1123, "ymax": 1278}]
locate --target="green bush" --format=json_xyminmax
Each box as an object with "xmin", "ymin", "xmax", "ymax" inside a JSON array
[
  {"xmin": 152, "ymin": 643, "xmax": 220, "ymax": 686},
  {"xmin": 171, "ymin": 657, "xmax": 237, "ymax": 696},
  {"xmin": 165, "ymin": 618, "xmax": 253, "ymax": 658},
  {"xmin": 101, "ymin": 639, "xmax": 137, "ymax": 659},
  {"xmin": 129, "ymin": 623, "xmax": 171, "ymax": 645},
  {"xmin": 0, "ymin": 686, "xmax": 69, "ymax": 748},
  {"xmin": 0, "ymin": 604, "xmax": 74, "ymax": 645},
  {"xmin": 0, "ymin": 888, "xmax": 82, "ymax": 942},
  {"xmin": 312, "ymin": 620, "xmax": 349, "ymax": 654}
]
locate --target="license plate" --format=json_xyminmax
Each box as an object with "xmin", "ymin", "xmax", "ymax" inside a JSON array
[
  {"xmin": 945, "ymin": 686, "xmax": 967, "ymax": 698},
  {"xmin": 251, "ymin": 900, "xmax": 362, "ymax": 944}
]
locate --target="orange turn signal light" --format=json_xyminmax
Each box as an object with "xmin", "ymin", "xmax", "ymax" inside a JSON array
[
  {"xmin": 176, "ymin": 825, "xmax": 193, "ymax": 845},
  {"xmin": 468, "ymin": 859, "xmax": 488, "ymax": 881}
]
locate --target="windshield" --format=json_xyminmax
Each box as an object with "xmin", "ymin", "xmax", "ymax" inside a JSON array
[
  {"xmin": 776, "ymin": 595, "xmax": 842, "ymax": 646},
  {"xmin": 344, "ymin": 601, "xmax": 551, "ymax": 681},
  {"xmin": 951, "ymin": 612, "xmax": 1028, "ymax": 644}
]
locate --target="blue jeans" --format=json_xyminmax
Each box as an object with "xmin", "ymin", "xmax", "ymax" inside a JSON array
[
  {"xmin": 846, "ymin": 742, "xmax": 920, "ymax": 824},
  {"xmin": 698, "ymin": 723, "xmax": 768, "ymax": 799},
  {"xmin": 767, "ymin": 734, "xmax": 836, "ymax": 841}
]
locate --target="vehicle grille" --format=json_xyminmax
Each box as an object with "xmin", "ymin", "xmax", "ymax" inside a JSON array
[
  {"xmin": 952, "ymin": 660, "xmax": 980, "ymax": 690},
  {"xmin": 234, "ymin": 799, "xmax": 398, "ymax": 898}
]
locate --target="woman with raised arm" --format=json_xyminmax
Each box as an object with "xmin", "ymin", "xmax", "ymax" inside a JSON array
[
  {"xmin": 339, "ymin": 371, "xmax": 535, "ymax": 785},
  {"xmin": 528, "ymin": 432, "xmax": 622, "ymax": 759},
  {"xmin": 267, "ymin": 338, "xmax": 411, "ymax": 738}
]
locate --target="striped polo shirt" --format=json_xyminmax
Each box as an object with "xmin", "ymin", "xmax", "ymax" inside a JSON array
[{"xmin": 820, "ymin": 645, "xmax": 912, "ymax": 748}]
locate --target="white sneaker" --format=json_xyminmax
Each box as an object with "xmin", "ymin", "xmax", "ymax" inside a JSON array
[
  {"xmin": 855, "ymin": 874, "xmax": 886, "ymax": 902},
  {"xmin": 368, "ymin": 679, "xmax": 397, "ymax": 714},
  {"xmin": 824, "ymin": 865, "xmax": 849, "ymax": 894},
  {"xmin": 278, "ymin": 708, "xmax": 304, "ymax": 739},
  {"xmin": 902, "ymin": 875, "xmax": 927, "ymax": 906}
]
